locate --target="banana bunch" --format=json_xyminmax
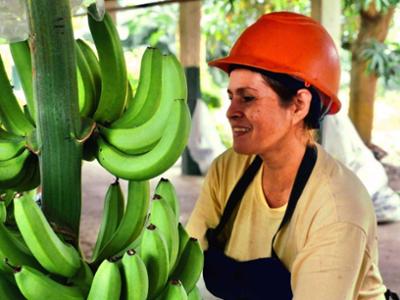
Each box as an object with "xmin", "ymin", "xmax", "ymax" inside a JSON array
[
  {"xmin": 0, "ymin": 192, "xmax": 90, "ymax": 299},
  {"xmin": 2, "ymin": 2, "xmax": 191, "ymax": 186},
  {"xmin": 0, "ymin": 3, "xmax": 197, "ymax": 298},
  {"xmin": 138, "ymin": 178, "xmax": 203, "ymax": 299},
  {"xmin": 0, "ymin": 47, "xmax": 40, "ymax": 193},
  {"xmin": 85, "ymin": 178, "xmax": 204, "ymax": 299},
  {"xmin": 95, "ymin": 48, "xmax": 191, "ymax": 181},
  {"xmin": 0, "ymin": 179, "xmax": 203, "ymax": 299},
  {"xmin": 72, "ymin": 4, "xmax": 192, "ymax": 180}
]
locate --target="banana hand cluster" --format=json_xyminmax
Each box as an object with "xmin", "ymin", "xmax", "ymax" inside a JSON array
[
  {"xmin": 88, "ymin": 178, "xmax": 203, "ymax": 299},
  {"xmin": 0, "ymin": 178, "xmax": 204, "ymax": 299},
  {"xmin": 96, "ymin": 49, "xmax": 191, "ymax": 181},
  {"xmin": 0, "ymin": 48, "xmax": 39, "ymax": 193}
]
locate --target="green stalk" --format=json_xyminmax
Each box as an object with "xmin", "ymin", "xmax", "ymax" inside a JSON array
[{"xmin": 26, "ymin": 0, "xmax": 82, "ymax": 243}]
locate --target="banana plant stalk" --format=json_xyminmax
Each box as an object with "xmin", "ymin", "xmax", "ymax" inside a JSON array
[{"xmin": 26, "ymin": 0, "xmax": 82, "ymax": 243}]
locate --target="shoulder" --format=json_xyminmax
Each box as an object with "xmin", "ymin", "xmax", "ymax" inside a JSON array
[
  {"xmin": 297, "ymin": 144, "xmax": 377, "ymax": 238},
  {"xmin": 208, "ymin": 148, "xmax": 254, "ymax": 182},
  {"xmin": 211, "ymin": 148, "xmax": 254, "ymax": 171}
]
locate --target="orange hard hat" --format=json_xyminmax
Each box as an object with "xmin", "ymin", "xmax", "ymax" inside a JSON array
[{"xmin": 208, "ymin": 11, "xmax": 341, "ymax": 114}]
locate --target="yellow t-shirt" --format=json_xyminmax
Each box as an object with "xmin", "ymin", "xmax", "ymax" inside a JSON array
[{"xmin": 186, "ymin": 144, "xmax": 387, "ymax": 300}]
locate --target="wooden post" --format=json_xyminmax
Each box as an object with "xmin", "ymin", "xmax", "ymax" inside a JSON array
[
  {"xmin": 311, "ymin": 0, "xmax": 341, "ymax": 142},
  {"xmin": 179, "ymin": 0, "xmax": 202, "ymax": 175},
  {"xmin": 105, "ymin": 0, "xmax": 118, "ymax": 21},
  {"xmin": 311, "ymin": 0, "xmax": 341, "ymax": 46}
]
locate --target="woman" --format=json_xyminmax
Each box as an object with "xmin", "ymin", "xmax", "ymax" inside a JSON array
[{"xmin": 186, "ymin": 12, "xmax": 394, "ymax": 300}]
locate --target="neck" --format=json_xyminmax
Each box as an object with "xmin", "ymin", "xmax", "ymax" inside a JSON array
[{"xmin": 260, "ymin": 134, "xmax": 309, "ymax": 208}]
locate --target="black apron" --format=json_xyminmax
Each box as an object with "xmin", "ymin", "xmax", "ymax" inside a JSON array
[{"xmin": 203, "ymin": 146, "xmax": 317, "ymax": 300}]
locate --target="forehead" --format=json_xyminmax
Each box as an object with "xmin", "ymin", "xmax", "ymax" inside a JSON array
[{"xmin": 228, "ymin": 68, "xmax": 271, "ymax": 92}]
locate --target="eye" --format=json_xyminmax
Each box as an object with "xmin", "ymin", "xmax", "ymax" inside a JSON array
[{"xmin": 243, "ymin": 95, "xmax": 255, "ymax": 102}]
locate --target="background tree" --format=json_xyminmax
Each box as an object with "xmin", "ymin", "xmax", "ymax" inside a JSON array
[{"xmin": 344, "ymin": 0, "xmax": 399, "ymax": 144}]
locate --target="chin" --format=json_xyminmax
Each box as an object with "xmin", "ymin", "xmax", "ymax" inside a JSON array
[{"xmin": 232, "ymin": 143, "xmax": 256, "ymax": 155}]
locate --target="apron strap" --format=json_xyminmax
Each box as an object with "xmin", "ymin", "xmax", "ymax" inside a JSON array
[
  {"xmin": 206, "ymin": 155, "xmax": 262, "ymax": 249},
  {"xmin": 207, "ymin": 145, "xmax": 317, "ymax": 253},
  {"xmin": 271, "ymin": 145, "xmax": 317, "ymax": 258}
]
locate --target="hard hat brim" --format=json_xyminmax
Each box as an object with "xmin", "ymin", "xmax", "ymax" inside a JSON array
[{"xmin": 208, "ymin": 56, "xmax": 341, "ymax": 115}]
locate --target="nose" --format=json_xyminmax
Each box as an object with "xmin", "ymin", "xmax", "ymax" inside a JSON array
[{"xmin": 226, "ymin": 100, "xmax": 243, "ymax": 120}]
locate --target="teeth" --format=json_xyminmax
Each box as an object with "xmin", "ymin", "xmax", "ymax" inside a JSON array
[{"xmin": 233, "ymin": 127, "xmax": 249, "ymax": 132}]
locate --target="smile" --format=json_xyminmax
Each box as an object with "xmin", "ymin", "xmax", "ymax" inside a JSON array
[{"xmin": 232, "ymin": 127, "xmax": 251, "ymax": 136}]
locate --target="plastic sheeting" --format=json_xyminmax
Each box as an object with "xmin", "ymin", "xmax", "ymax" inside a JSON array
[
  {"xmin": 322, "ymin": 112, "xmax": 400, "ymax": 223},
  {"xmin": 0, "ymin": 0, "xmax": 105, "ymax": 44}
]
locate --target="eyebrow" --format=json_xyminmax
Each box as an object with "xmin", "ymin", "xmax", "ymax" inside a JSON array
[{"xmin": 227, "ymin": 87, "xmax": 258, "ymax": 94}]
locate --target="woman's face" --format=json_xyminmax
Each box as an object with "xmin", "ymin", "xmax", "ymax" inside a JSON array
[{"xmin": 226, "ymin": 68, "xmax": 296, "ymax": 155}]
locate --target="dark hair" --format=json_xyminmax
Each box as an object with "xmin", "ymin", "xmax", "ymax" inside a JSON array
[{"xmin": 228, "ymin": 65, "xmax": 323, "ymax": 129}]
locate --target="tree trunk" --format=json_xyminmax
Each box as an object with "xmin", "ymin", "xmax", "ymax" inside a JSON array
[{"xmin": 349, "ymin": 4, "xmax": 395, "ymax": 144}]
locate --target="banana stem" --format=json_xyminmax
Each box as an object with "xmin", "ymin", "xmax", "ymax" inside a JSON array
[{"xmin": 26, "ymin": 0, "xmax": 82, "ymax": 243}]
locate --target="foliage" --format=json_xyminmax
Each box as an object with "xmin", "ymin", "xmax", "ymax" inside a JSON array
[
  {"xmin": 201, "ymin": 90, "xmax": 221, "ymax": 108},
  {"xmin": 120, "ymin": 3, "xmax": 178, "ymax": 54},
  {"xmin": 344, "ymin": 0, "xmax": 400, "ymax": 12},
  {"xmin": 341, "ymin": 0, "xmax": 399, "ymax": 89},
  {"xmin": 342, "ymin": 0, "xmax": 400, "ymax": 50},
  {"xmin": 360, "ymin": 39, "xmax": 400, "ymax": 87}
]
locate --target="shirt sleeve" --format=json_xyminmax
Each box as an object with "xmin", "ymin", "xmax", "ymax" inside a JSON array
[
  {"xmin": 185, "ymin": 159, "xmax": 223, "ymax": 250},
  {"xmin": 291, "ymin": 222, "xmax": 384, "ymax": 300}
]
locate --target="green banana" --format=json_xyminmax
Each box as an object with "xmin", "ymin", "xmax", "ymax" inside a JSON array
[
  {"xmin": 91, "ymin": 179, "xmax": 125, "ymax": 261},
  {"xmin": 149, "ymin": 194, "xmax": 179, "ymax": 273},
  {"xmin": 0, "ymin": 222, "xmax": 41, "ymax": 269},
  {"xmin": 111, "ymin": 47, "xmax": 162, "ymax": 128},
  {"xmin": 187, "ymin": 285, "xmax": 202, "ymax": 300},
  {"xmin": 177, "ymin": 223, "xmax": 190, "ymax": 263},
  {"xmin": 155, "ymin": 178, "xmax": 181, "ymax": 224},
  {"xmin": 0, "ymin": 190, "xmax": 15, "ymax": 207},
  {"xmin": 157, "ymin": 279, "xmax": 188, "ymax": 300},
  {"xmin": 14, "ymin": 193, "xmax": 81, "ymax": 277},
  {"xmin": 101, "ymin": 52, "xmax": 186, "ymax": 155},
  {"xmin": 92, "ymin": 180, "xmax": 150, "ymax": 264},
  {"xmin": 171, "ymin": 237, "xmax": 204, "ymax": 294},
  {"xmin": 88, "ymin": 4, "xmax": 127, "ymax": 124},
  {"xmin": 76, "ymin": 40, "xmax": 97, "ymax": 117},
  {"xmin": 124, "ymin": 80, "xmax": 134, "ymax": 110},
  {"xmin": 0, "ymin": 128, "xmax": 24, "ymax": 140},
  {"xmin": 0, "ymin": 136, "xmax": 25, "ymax": 161},
  {"xmin": 87, "ymin": 259, "xmax": 121, "ymax": 300},
  {"xmin": 121, "ymin": 249, "xmax": 149, "ymax": 300},
  {"xmin": 0, "ymin": 274, "xmax": 25, "ymax": 300},
  {"xmin": 15, "ymin": 265, "xmax": 84, "ymax": 300},
  {"xmin": 140, "ymin": 223, "xmax": 170, "ymax": 300},
  {"xmin": 75, "ymin": 39, "xmax": 102, "ymax": 111},
  {"xmin": 70, "ymin": 260, "xmax": 94, "ymax": 297},
  {"xmin": 0, "ymin": 53, "xmax": 34, "ymax": 136},
  {"xmin": 13, "ymin": 154, "xmax": 40, "ymax": 193},
  {"xmin": 0, "ymin": 148, "xmax": 31, "ymax": 189},
  {"xmin": 9, "ymin": 40, "xmax": 36, "ymax": 123},
  {"xmin": 0, "ymin": 201, "xmax": 6, "ymax": 223},
  {"xmin": 96, "ymin": 98, "xmax": 191, "ymax": 181},
  {"xmin": 23, "ymin": 104, "xmax": 35, "ymax": 126}
]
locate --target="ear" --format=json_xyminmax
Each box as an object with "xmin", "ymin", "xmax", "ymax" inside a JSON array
[{"xmin": 291, "ymin": 89, "xmax": 312, "ymax": 125}]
